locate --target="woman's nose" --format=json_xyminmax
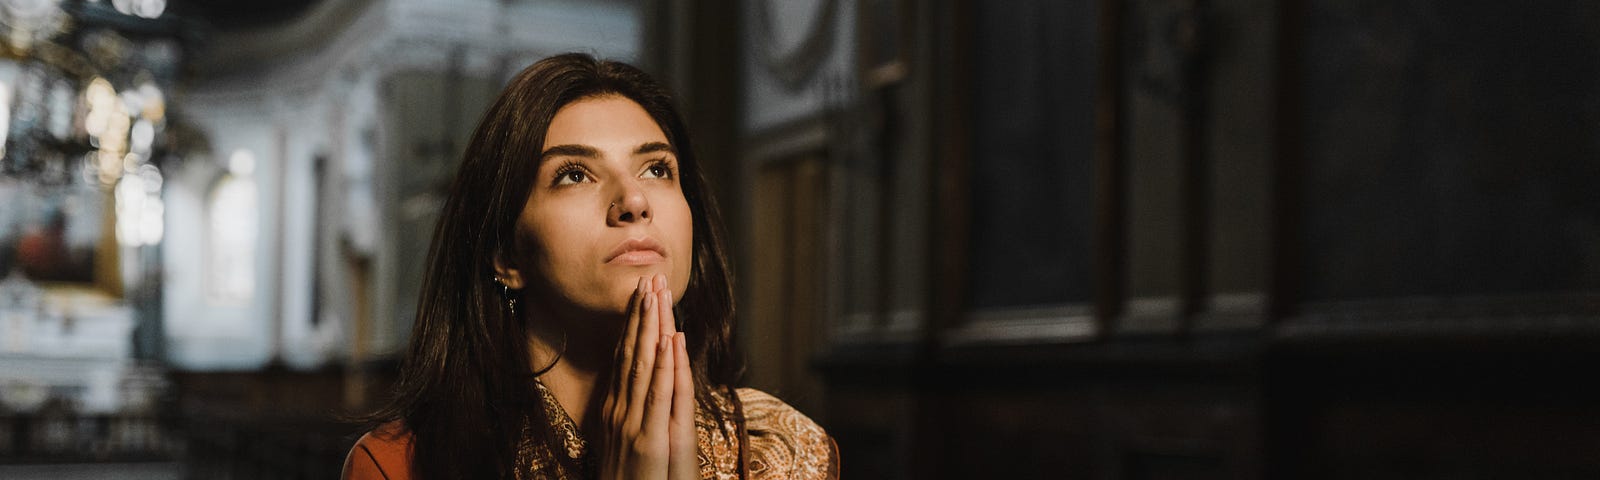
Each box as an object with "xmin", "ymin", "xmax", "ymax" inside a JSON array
[{"xmin": 607, "ymin": 182, "xmax": 651, "ymax": 225}]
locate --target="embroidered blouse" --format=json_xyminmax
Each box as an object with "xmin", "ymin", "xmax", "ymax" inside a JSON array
[{"xmin": 340, "ymin": 384, "xmax": 838, "ymax": 480}]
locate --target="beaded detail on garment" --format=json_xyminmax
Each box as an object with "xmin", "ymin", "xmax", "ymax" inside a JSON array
[{"xmin": 514, "ymin": 381, "xmax": 836, "ymax": 480}]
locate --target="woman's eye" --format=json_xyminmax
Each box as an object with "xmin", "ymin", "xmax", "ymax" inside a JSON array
[
  {"xmin": 556, "ymin": 169, "xmax": 588, "ymax": 185},
  {"xmin": 644, "ymin": 163, "xmax": 671, "ymax": 179}
]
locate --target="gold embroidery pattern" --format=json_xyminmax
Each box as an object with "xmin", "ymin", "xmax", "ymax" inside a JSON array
[
  {"xmin": 515, "ymin": 382, "xmax": 835, "ymax": 480},
  {"xmin": 698, "ymin": 388, "xmax": 743, "ymax": 480},
  {"xmin": 735, "ymin": 389, "xmax": 836, "ymax": 480},
  {"xmin": 516, "ymin": 381, "xmax": 589, "ymax": 479}
]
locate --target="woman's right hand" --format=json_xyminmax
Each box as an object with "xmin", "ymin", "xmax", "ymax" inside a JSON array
[{"xmin": 598, "ymin": 274, "xmax": 695, "ymax": 480}]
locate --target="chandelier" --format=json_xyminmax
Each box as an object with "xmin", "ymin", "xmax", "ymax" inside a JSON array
[{"xmin": 0, "ymin": 0, "xmax": 179, "ymax": 184}]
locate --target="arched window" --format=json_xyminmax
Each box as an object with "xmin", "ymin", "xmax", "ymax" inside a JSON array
[{"xmin": 207, "ymin": 150, "xmax": 258, "ymax": 305}]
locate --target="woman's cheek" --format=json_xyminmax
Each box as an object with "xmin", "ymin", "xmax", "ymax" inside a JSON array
[{"xmin": 673, "ymin": 222, "xmax": 694, "ymax": 297}]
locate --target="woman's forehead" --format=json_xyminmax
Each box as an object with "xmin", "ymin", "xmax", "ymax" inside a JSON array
[{"xmin": 541, "ymin": 96, "xmax": 669, "ymax": 154}]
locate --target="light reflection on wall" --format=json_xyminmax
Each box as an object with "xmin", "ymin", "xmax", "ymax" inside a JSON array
[
  {"xmin": 114, "ymin": 164, "xmax": 163, "ymax": 247},
  {"xmin": 206, "ymin": 149, "xmax": 257, "ymax": 306}
]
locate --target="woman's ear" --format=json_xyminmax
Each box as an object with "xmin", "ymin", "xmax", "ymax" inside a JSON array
[{"xmin": 492, "ymin": 250, "xmax": 525, "ymax": 289}]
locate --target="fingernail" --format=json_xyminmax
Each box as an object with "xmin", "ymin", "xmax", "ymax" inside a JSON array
[
  {"xmin": 676, "ymin": 333, "xmax": 686, "ymax": 350},
  {"xmin": 660, "ymin": 336, "xmax": 671, "ymax": 352},
  {"xmin": 645, "ymin": 292, "xmax": 654, "ymax": 309},
  {"xmin": 655, "ymin": 273, "xmax": 665, "ymax": 291}
]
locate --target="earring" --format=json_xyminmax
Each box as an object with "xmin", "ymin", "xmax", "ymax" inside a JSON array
[
  {"xmin": 498, "ymin": 273, "xmax": 566, "ymax": 376},
  {"xmin": 494, "ymin": 275, "xmax": 518, "ymax": 318}
]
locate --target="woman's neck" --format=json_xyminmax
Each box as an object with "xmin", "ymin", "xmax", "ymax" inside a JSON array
[
  {"xmin": 532, "ymin": 348, "xmax": 604, "ymax": 433},
  {"xmin": 523, "ymin": 302, "xmax": 624, "ymax": 438}
]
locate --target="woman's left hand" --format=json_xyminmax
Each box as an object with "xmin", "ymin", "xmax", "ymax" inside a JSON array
[
  {"xmin": 598, "ymin": 274, "xmax": 698, "ymax": 480},
  {"xmin": 661, "ymin": 285, "xmax": 697, "ymax": 480}
]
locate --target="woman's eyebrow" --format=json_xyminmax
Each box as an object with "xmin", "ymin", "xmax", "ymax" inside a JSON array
[
  {"xmin": 540, "ymin": 143, "xmax": 671, "ymax": 162},
  {"xmin": 541, "ymin": 144, "xmax": 601, "ymax": 161},
  {"xmin": 634, "ymin": 142, "xmax": 674, "ymax": 156}
]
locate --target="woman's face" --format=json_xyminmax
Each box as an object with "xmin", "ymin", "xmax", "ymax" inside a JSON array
[{"xmin": 508, "ymin": 95, "xmax": 693, "ymax": 318}]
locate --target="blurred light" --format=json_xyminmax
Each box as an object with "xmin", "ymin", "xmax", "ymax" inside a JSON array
[
  {"xmin": 115, "ymin": 165, "xmax": 166, "ymax": 246},
  {"xmin": 209, "ymin": 173, "xmax": 257, "ymax": 303},
  {"xmin": 142, "ymin": 195, "xmax": 164, "ymax": 244},
  {"xmin": 122, "ymin": 152, "xmax": 143, "ymax": 172},
  {"xmin": 140, "ymin": 165, "xmax": 164, "ymax": 245},
  {"xmin": 1, "ymin": 0, "xmax": 69, "ymax": 52},
  {"xmin": 120, "ymin": 89, "xmax": 143, "ymax": 117},
  {"xmin": 101, "ymin": 105, "xmax": 131, "ymax": 153},
  {"xmin": 136, "ymin": 163, "xmax": 161, "ymax": 192},
  {"xmin": 86, "ymin": 77, "xmax": 116, "ymax": 109},
  {"xmin": 0, "ymin": 79, "xmax": 10, "ymax": 158},
  {"xmin": 138, "ymin": 81, "xmax": 164, "ymax": 121},
  {"xmin": 229, "ymin": 149, "xmax": 256, "ymax": 176},
  {"xmin": 130, "ymin": 118, "xmax": 153, "ymax": 153},
  {"xmin": 3, "ymin": 0, "xmax": 60, "ymax": 20},
  {"xmin": 116, "ymin": 172, "xmax": 145, "ymax": 246},
  {"xmin": 84, "ymin": 77, "xmax": 116, "ymax": 141},
  {"xmin": 97, "ymin": 150, "xmax": 120, "ymax": 185},
  {"xmin": 111, "ymin": 0, "xmax": 164, "ymax": 19},
  {"xmin": 83, "ymin": 77, "xmax": 134, "ymax": 183}
]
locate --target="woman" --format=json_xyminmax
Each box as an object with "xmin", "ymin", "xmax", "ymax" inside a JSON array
[{"xmin": 341, "ymin": 53, "xmax": 837, "ymax": 479}]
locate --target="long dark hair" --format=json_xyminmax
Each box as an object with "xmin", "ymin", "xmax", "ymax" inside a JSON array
[{"xmin": 362, "ymin": 53, "xmax": 741, "ymax": 479}]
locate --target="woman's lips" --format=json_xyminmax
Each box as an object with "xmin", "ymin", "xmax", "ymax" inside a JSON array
[
  {"xmin": 609, "ymin": 250, "xmax": 665, "ymax": 265},
  {"xmin": 605, "ymin": 237, "xmax": 667, "ymax": 266}
]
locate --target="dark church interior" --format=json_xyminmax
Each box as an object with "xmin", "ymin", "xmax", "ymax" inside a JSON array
[{"xmin": 0, "ymin": 0, "xmax": 1597, "ymax": 478}]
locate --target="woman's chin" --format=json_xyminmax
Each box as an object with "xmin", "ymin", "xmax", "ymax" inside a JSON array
[{"xmin": 578, "ymin": 272, "xmax": 678, "ymax": 318}]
